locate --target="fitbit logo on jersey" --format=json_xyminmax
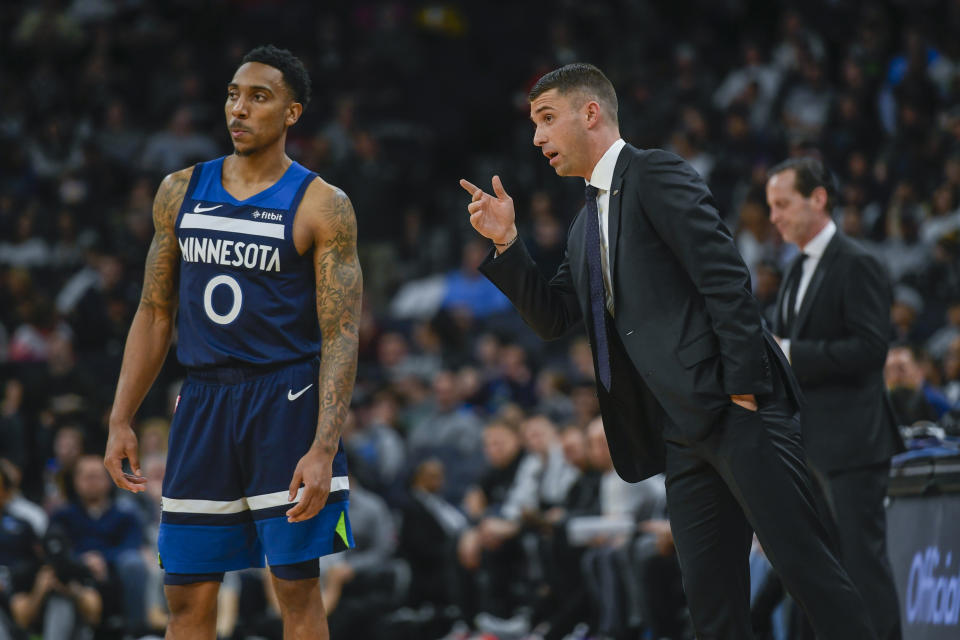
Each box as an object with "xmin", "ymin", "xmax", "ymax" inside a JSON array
[
  {"xmin": 251, "ymin": 210, "xmax": 282, "ymax": 221},
  {"xmin": 906, "ymin": 546, "xmax": 960, "ymax": 626},
  {"xmin": 178, "ymin": 237, "xmax": 280, "ymax": 272}
]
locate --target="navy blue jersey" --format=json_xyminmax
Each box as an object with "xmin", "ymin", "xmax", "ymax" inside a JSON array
[{"xmin": 174, "ymin": 157, "xmax": 320, "ymax": 368}]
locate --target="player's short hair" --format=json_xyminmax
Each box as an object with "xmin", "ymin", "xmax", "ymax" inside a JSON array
[
  {"xmin": 529, "ymin": 63, "xmax": 618, "ymax": 123},
  {"xmin": 768, "ymin": 156, "xmax": 838, "ymax": 211},
  {"xmin": 241, "ymin": 45, "xmax": 311, "ymax": 108}
]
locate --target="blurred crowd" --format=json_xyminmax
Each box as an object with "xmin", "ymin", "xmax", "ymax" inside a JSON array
[{"xmin": 2, "ymin": 1, "xmax": 960, "ymax": 639}]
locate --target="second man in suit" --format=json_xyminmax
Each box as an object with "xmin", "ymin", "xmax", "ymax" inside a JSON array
[
  {"xmin": 460, "ymin": 63, "xmax": 875, "ymax": 639},
  {"xmin": 768, "ymin": 157, "xmax": 904, "ymax": 640}
]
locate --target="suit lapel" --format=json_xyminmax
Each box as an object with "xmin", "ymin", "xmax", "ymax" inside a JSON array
[
  {"xmin": 792, "ymin": 233, "xmax": 842, "ymax": 338},
  {"xmin": 606, "ymin": 146, "xmax": 634, "ymax": 300}
]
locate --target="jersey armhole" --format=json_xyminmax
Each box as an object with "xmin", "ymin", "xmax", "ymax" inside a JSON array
[{"xmin": 174, "ymin": 163, "xmax": 207, "ymax": 233}]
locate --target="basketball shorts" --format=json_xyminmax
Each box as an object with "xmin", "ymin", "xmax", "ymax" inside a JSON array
[{"xmin": 157, "ymin": 356, "xmax": 353, "ymax": 576}]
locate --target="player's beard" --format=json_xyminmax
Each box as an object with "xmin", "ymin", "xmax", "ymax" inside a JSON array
[{"xmin": 233, "ymin": 127, "xmax": 283, "ymax": 157}]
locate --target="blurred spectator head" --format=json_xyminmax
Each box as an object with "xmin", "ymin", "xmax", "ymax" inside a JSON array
[
  {"xmin": 0, "ymin": 459, "xmax": 12, "ymax": 508},
  {"xmin": 521, "ymin": 414, "xmax": 557, "ymax": 456},
  {"xmin": 142, "ymin": 453, "xmax": 165, "ymax": 503},
  {"xmin": 482, "ymin": 420, "xmax": 521, "ymax": 469},
  {"xmin": 138, "ymin": 418, "xmax": 169, "ymax": 457},
  {"xmin": 432, "ymin": 369, "xmax": 460, "ymax": 412},
  {"xmin": 377, "ymin": 331, "xmax": 409, "ymax": 368},
  {"xmin": 586, "ymin": 417, "xmax": 613, "ymax": 472},
  {"xmin": 559, "ymin": 425, "xmax": 589, "ymax": 471},
  {"xmin": 570, "ymin": 380, "xmax": 600, "ymax": 427},
  {"xmin": 568, "ymin": 337, "xmax": 595, "ymax": 381},
  {"xmin": 72, "ymin": 453, "xmax": 112, "ymax": 507},
  {"xmin": 885, "ymin": 343, "xmax": 925, "ymax": 390},
  {"xmin": 53, "ymin": 424, "xmax": 84, "ymax": 471},
  {"xmin": 891, "ymin": 285, "xmax": 923, "ymax": 333},
  {"xmin": 945, "ymin": 335, "xmax": 960, "ymax": 382},
  {"xmin": 410, "ymin": 458, "xmax": 444, "ymax": 494}
]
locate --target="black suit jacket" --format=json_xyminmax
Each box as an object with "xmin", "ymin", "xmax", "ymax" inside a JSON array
[
  {"xmin": 773, "ymin": 232, "xmax": 905, "ymax": 472},
  {"xmin": 480, "ymin": 145, "xmax": 801, "ymax": 482}
]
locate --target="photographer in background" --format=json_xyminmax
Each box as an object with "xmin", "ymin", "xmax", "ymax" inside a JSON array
[
  {"xmin": 1, "ymin": 462, "xmax": 36, "ymax": 639},
  {"xmin": 3, "ymin": 460, "xmax": 100, "ymax": 640},
  {"xmin": 49, "ymin": 454, "xmax": 146, "ymax": 635}
]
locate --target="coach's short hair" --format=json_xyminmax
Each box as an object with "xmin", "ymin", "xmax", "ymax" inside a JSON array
[
  {"xmin": 241, "ymin": 45, "xmax": 311, "ymax": 108},
  {"xmin": 529, "ymin": 63, "xmax": 618, "ymax": 123},
  {"xmin": 768, "ymin": 156, "xmax": 838, "ymax": 211}
]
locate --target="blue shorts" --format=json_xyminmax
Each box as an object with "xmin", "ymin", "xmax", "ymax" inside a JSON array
[{"xmin": 158, "ymin": 357, "xmax": 353, "ymax": 575}]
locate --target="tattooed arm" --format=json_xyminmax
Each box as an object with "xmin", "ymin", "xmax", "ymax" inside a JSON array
[
  {"xmin": 105, "ymin": 168, "xmax": 190, "ymax": 492},
  {"xmin": 286, "ymin": 180, "xmax": 363, "ymax": 523}
]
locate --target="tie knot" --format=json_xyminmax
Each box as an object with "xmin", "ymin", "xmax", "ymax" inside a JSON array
[{"xmin": 585, "ymin": 184, "xmax": 600, "ymax": 201}]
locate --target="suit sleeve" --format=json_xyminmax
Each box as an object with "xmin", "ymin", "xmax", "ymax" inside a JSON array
[
  {"xmin": 638, "ymin": 150, "xmax": 771, "ymax": 395},
  {"xmin": 478, "ymin": 235, "xmax": 583, "ymax": 341},
  {"xmin": 789, "ymin": 253, "xmax": 891, "ymax": 384}
]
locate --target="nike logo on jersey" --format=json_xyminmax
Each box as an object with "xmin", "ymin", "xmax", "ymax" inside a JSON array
[
  {"xmin": 287, "ymin": 384, "xmax": 314, "ymax": 401},
  {"xmin": 194, "ymin": 203, "xmax": 223, "ymax": 213}
]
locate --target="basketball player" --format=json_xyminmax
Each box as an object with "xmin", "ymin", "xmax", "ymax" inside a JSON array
[{"xmin": 103, "ymin": 45, "xmax": 362, "ymax": 639}]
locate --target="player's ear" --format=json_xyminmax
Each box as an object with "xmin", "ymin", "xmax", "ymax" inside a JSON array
[{"xmin": 286, "ymin": 102, "xmax": 303, "ymax": 127}]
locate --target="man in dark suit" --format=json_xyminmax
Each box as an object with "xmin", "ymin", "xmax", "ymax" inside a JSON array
[
  {"xmin": 459, "ymin": 63, "xmax": 875, "ymax": 639},
  {"xmin": 768, "ymin": 157, "xmax": 904, "ymax": 640}
]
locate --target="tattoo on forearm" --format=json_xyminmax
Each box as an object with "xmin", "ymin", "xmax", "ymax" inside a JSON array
[
  {"xmin": 140, "ymin": 171, "xmax": 189, "ymax": 312},
  {"xmin": 314, "ymin": 188, "xmax": 363, "ymax": 453}
]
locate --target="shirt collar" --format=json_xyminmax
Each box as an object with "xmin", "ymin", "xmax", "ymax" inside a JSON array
[
  {"xmin": 586, "ymin": 139, "xmax": 626, "ymax": 192},
  {"xmin": 802, "ymin": 219, "xmax": 836, "ymax": 260}
]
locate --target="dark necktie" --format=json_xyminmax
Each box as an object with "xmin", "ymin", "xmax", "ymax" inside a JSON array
[
  {"xmin": 783, "ymin": 253, "xmax": 808, "ymax": 333},
  {"xmin": 584, "ymin": 184, "xmax": 611, "ymax": 391}
]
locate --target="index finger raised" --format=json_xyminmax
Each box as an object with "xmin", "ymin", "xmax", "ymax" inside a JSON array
[{"xmin": 459, "ymin": 179, "xmax": 483, "ymax": 197}]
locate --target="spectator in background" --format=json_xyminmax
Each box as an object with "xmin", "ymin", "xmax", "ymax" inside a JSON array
[
  {"xmin": 399, "ymin": 458, "xmax": 469, "ymax": 611},
  {"xmin": 940, "ymin": 334, "xmax": 960, "ymax": 406},
  {"xmin": 49, "ymin": 454, "xmax": 146, "ymax": 635},
  {"xmin": 0, "ymin": 382, "xmax": 27, "ymax": 473},
  {"xmin": 462, "ymin": 420, "xmax": 525, "ymax": 523},
  {"xmin": 574, "ymin": 418, "xmax": 668, "ymax": 638},
  {"xmin": 43, "ymin": 424, "xmax": 85, "ymax": 512},
  {"xmin": 459, "ymin": 414, "xmax": 578, "ymax": 619},
  {"xmin": 525, "ymin": 425, "xmax": 600, "ymax": 640},
  {"xmin": 925, "ymin": 299, "xmax": 960, "ymax": 360},
  {"xmin": 440, "ymin": 238, "xmax": 514, "ymax": 322},
  {"xmin": 344, "ymin": 389, "xmax": 406, "ymax": 495},
  {"xmin": 140, "ymin": 107, "xmax": 219, "ymax": 175},
  {"xmin": 4, "ymin": 455, "xmax": 100, "ymax": 640},
  {"xmin": 95, "ymin": 99, "xmax": 144, "ymax": 169},
  {"xmin": 891, "ymin": 284, "xmax": 925, "ymax": 344},
  {"xmin": 0, "ymin": 459, "xmax": 47, "ymax": 539},
  {"xmin": 406, "ymin": 369, "xmax": 484, "ymax": 502},
  {"xmin": 713, "ymin": 41, "xmax": 783, "ymax": 133},
  {"xmin": 885, "ymin": 343, "xmax": 943, "ymax": 424},
  {"xmin": 320, "ymin": 475, "xmax": 403, "ymax": 639},
  {"xmin": 0, "ymin": 211, "xmax": 51, "ymax": 271}
]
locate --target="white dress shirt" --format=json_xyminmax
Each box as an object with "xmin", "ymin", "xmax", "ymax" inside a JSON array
[
  {"xmin": 780, "ymin": 219, "xmax": 836, "ymax": 362},
  {"xmin": 586, "ymin": 138, "xmax": 627, "ymax": 315}
]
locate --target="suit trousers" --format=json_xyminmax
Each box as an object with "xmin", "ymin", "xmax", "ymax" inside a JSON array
[
  {"xmin": 607, "ymin": 334, "xmax": 876, "ymax": 639},
  {"xmin": 824, "ymin": 462, "xmax": 902, "ymax": 640}
]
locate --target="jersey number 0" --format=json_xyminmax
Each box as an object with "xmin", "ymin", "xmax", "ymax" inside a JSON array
[{"xmin": 203, "ymin": 275, "xmax": 243, "ymax": 325}]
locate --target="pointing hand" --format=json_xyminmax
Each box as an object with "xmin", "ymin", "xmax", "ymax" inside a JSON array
[{"xmin": 459, "ymin": 176, "xmax": 518, "ymax": 246}]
